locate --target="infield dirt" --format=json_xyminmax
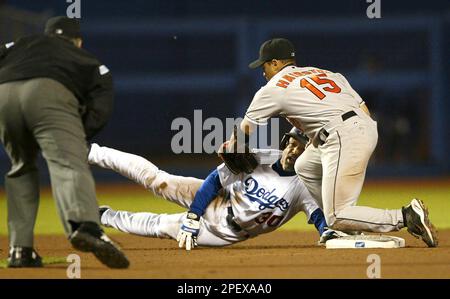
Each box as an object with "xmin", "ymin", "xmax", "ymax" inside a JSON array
[{"xmin": 0, "ymin": 230, "xmax": 449, "ymax": 278}]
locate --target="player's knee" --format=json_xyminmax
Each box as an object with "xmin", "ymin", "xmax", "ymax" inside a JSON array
[
  {"xmin": 155, "ymin": 181, "xmax": 168, "ymax": 192},
  {"xmin": 144, "ymin": 169, "xmax": 161, "ymax": 187},
  {"xmin": 146, "ymin": 178, "xmax": 167, "ymax": 192},
  {"xmin": 144, "ymin": 176, "xmax": 155, "ymax": 188},
  {"xmin": 146, "ymin": 170, "xmax": 168, "ymax": 192}
]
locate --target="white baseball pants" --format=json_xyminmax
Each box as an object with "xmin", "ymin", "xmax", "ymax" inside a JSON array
[{"xmin": 88, "ymin": 144, "xmax": 248, "ymax": 246}]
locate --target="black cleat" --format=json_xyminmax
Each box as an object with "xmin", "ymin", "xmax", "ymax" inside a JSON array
[
  {"xmin": 403, "ymin": 198, "xmax": 438, "ymax": 247},
  {"xmin": 8, "ymin": 247, "xmax": 43, "ymax": 268},
  {"xmin": 69, "ymin": 222, "xmax": 129, "ymax": 269}
]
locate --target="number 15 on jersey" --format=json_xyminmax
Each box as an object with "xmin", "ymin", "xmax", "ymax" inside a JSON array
[{"xmin": 300, "ymin": 73, "xmax": 341, "ymax": 100}]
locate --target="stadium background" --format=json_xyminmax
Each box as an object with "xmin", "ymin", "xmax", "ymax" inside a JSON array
[
  {"xmin": 1, "ymin": 0, "xmax": 449, "ymax": 179},
  {"xmin": 0, "ymin": 1, "xmax": 449, "ymax": 277}
]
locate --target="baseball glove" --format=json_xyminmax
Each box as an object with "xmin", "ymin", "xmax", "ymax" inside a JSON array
[{"xmin": 218, "ymin": 127, "xmax": 258, "ymax": 175}]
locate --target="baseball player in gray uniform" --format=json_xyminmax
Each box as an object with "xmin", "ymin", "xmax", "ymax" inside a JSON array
[
  {"xmin": 233, "ymin": 38, "xmax": 438, "ymax": 247},
  {"xmin": 87, "ymin": 131, "xmax": 340, "ymax": 250}
]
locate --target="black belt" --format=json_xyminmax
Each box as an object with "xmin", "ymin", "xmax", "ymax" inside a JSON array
[
  {"xmin": 341, "ymin": 110, "xmax": 357, "ymax": 122},
  {"xmin": 227, "ymin": 207, "xmax": 243, "ymax": 232},
  {"xmin": 319, "ymin": 110, "xmax": 357, "ymax": 141}
]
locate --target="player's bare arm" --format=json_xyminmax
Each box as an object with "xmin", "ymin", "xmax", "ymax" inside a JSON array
[{"xmin": 360, "ymin": 102, "xmax": 371, "ymax": 116}]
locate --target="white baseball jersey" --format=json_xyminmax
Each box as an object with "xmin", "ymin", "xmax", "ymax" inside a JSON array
[
  {"xmin": 245, "ymin": 66, "xmax": 365, "ymax": 139},
  {"xmin": 88, "ymin": 144, "xmax": 321, "ymax": 247},
  {"xmin": 217, "ymin": 149, "xmax": 318, "ymax": 237}
]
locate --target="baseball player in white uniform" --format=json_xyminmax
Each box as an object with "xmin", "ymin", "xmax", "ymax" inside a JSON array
[
  {"xmin": 87, "ymin": 131, "xmax": 338, "ymax": 250},
  {"xmin": 233, "ymin": 38, "xmax": 438, "ymax": 247}
]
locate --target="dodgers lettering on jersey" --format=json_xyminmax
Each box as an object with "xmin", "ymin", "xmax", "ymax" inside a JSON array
[
  {"xmin": 217, "ymin": 149, "xmax": 318, "ymax": 236},
  {"xmin": 244, "ymin": 66, "xmax": 365, "ymax": 139},
  {"xmin": 243, "ymin": 177, "xmax": 289, "ymax": 211}
]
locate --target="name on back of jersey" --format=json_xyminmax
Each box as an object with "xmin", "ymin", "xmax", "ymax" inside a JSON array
[{"xmin": 276, "ymin": 68, "xmax": 330, "ymax": 88}]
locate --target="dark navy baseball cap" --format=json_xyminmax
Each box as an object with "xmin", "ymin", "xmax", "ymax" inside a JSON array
[
  {"xmin": 248, "ymin": 38, "xmax": 296, "ymax": 69},
  {"xmin": 280, "ymin": 127, "xmax": 309, "ymax": 150},
  {"xmin": 44, "ymin": 16, "xmax": 82, "ymax": 39}
]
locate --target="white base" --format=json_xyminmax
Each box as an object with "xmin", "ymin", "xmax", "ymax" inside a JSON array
[{"xmin": 326, "ymin": 234, "xmax": 405, "ymax": 249}]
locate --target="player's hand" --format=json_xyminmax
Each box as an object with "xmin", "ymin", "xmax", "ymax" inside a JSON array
[
  {"xmin": 318, "ymin": 228, "xmax": 349, "ymax": 245},
  {"xmin": 177, "ymin": 212, "xmax": 200, "ymax": 251}
]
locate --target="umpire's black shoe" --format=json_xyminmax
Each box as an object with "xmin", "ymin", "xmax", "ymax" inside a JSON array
[
  {"xmin": 7, "ymin": 247, "xmax": 43, "ymax": 268},
  {"xmin": 402, "ymin": 198, "xmax": 438, "ymax": 247},
  {"xmin": 69, "ymin": 222, "xmax": 129, "ymax": 269}
]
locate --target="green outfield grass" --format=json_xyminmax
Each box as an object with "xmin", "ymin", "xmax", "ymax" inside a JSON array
[{"xmin": 0, "ymin": 182, "xmax": 449, "ymax": 235}]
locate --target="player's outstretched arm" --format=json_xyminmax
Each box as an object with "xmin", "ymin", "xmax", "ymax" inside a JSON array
[
  {"xmin": 177, "ymin": 169, "xmax": 222, "ymax": 250},
  {"xmin": 308, "ymin": 208, "xmax": 327, "ymax": 236},
  {"xmin": 298, "ymin": 192, "xmax": 344, "ymax": 243},
  {"xmin": 308, "ymin": 208, "xmax": 350, "ymax": 245}
]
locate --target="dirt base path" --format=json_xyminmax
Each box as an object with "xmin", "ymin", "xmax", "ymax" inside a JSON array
[{"xmin": 1, "ymin": 230, "xmax": 449, "ymax": 278}]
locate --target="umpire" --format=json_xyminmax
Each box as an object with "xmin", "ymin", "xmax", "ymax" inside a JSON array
[{"xmin": 0, "ymin": 16, "xmax": 129, "ymax": 268}]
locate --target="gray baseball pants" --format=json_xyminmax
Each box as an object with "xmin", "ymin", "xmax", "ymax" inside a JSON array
[
  {"xmin": 0, "ymin": 78, "xmax": 100, "ymax": 247},
  {"xmin": 295, "ymin": 108, "xmax": 405, "ymax": 233}
]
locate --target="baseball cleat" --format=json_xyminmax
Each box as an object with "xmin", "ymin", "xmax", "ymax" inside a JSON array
[
  {"xmin": 7, "ymin": 246, "xmax": 43, "ymax": 268},
  {"xmin": 69, "ymin": 222, "xmax": 130, "ymax": 269},
  {"xmin": 403, "ymin": 198, "xmax": 438, "ymax": 247}
]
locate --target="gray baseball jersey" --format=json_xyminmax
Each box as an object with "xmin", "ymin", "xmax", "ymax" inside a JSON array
[
  {"xmin": 244, "ymin": 64, "xmax": 404, "ymax": 234},
  {"xmin": 245, "ymin": 66, "xmax": 365, "ymax": 139}
]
